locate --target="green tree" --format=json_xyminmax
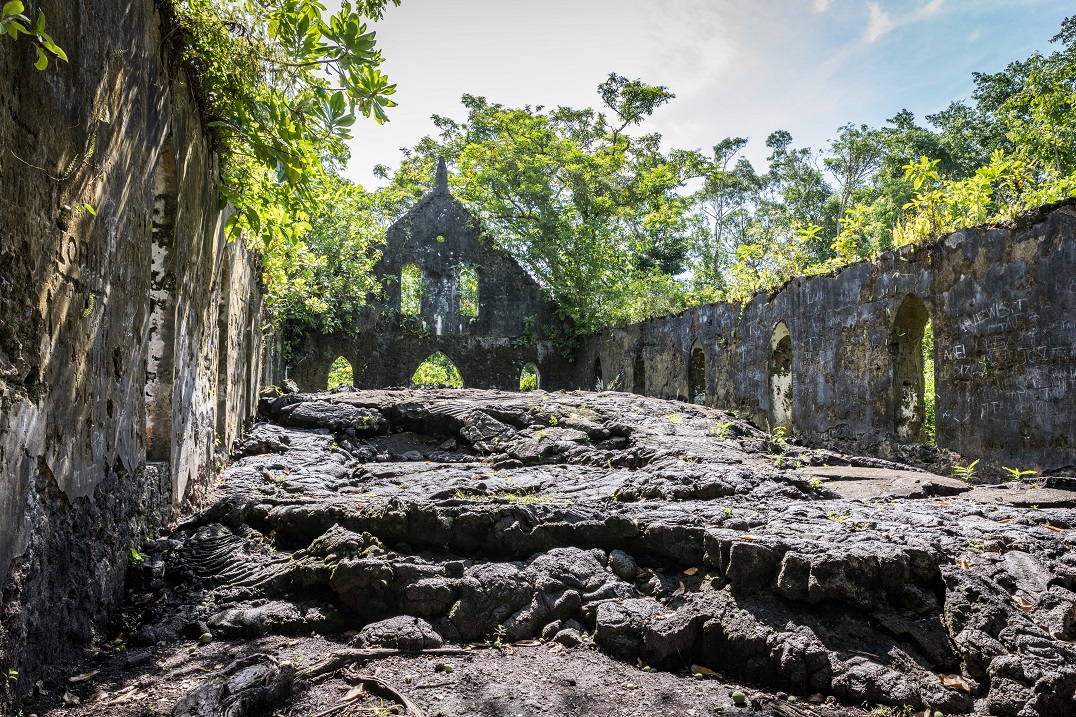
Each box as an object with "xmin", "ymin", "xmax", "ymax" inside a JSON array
[
  {"xmin": 173, "ymin": 0, "xmax": 399, "ymax": 254},
  {"xmin": 375, "ymin": 75, "xmax": 710, "ymax": 336},
  {"xmin": 268, "ymin": 173, "xmax": 387, "ymax": 358},
  {"xmin": 824, "ymin": 123, "xmax": 884, "ymax": 222},
  {"xmin": 680, "ymin": 138, "xmax": 763, "ymax": 291}
]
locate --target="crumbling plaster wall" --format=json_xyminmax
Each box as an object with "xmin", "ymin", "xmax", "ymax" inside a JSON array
[
  {"xmin": 590, "ymin": 200, "xmax": 1076, "ymax": 472},
  {"xmin": 0, "ymin": 0, "xmax": 268, "ymax": 700}
]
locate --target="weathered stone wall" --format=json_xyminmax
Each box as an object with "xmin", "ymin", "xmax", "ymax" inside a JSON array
[
  {"xmin": 290, "ymin": 165, "xmax": 1076, "ymax": 476},
  {"xmin": 291, "ymin": 162, "xmax": 575, "ymax": 392},
  {"xmin": 591, "ymin": 200, "xmax": 1076, "ymax": 473},
  {"xmin": 0, "ymin": 0, "xmax": 268, "ymax": 703}
]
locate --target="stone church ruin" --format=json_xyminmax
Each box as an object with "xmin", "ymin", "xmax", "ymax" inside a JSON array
[
  {"xmin": 3, "ymin": 3, "xmax": 1076, "ymax": 716},
  {"xmin": 293, "ymin": 164, "xmax": 1076, "ymax": 478},
  {"xmin": 290, "ymin": 159, "xmax": 574, "ymax": 393}
]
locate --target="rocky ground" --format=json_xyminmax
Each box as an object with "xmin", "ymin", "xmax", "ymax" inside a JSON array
[{"xmin": 24, "ymin": 388, "xmax": 1076, "ymax": 717}]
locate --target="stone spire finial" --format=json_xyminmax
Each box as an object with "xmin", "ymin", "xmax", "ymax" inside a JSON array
[{"xmin": 435, "ymin": 157, "xmax": 448, "ymax": 193}]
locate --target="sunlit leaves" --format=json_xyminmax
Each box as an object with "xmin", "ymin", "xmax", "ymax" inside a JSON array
[
  {"xmin": 2, "ymin": 3, "xmax": 66, "ymax": 70},
  {"xmin": 376, "ymin": 76, "xmax": 698, "ymax": 336},
  {"xmin": 175, "ymin": 0, "xmax": 398, "ymax": 258},
  {"xmin": 267, "ymin": 173, "xmax": 388, "ymax": 360}
]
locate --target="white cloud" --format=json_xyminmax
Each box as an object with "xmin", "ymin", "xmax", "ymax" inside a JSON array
[
  {"xmin": 864, "ymin": 0, "xmax": 945, "ymax": 42},
  {"xmin": 968, "ymin": 28, "xmax": 982, "ymax": 42},
  {"xmin": 865, "ymin": 2, "xmax": 893, "ymax": 41},
  {"xmin": 922, "ymin": 0, "xmax": 944, "ymax": 16},
  {"xmin": 812, "ymin": 0, "xmax": 834, "ymax": 11},
  {"xmin": 644, "ymin": 0, "xmax": 736, "ymax": 95}
]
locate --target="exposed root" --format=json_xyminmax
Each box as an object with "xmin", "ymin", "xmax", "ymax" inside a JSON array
[
  {"xmin": 298, "ymin": 647, "xmax": 474, "ymax": 680},
  {"xmin": 348, "ymin": 672, "xmax": 426, "ymax": 717},
  {"xmin": 308, "ymin": 668, "xmax": 430, "ymax": 717}
]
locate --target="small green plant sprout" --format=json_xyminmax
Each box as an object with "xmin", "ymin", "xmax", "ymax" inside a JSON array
[
  {"xmin": 129, "ymin": 547, "xmax": 148, "ymax": 566},
  {"xmin": 952, "ymin": 459, "xmax": 979, "ymax": 482},
  {"xmin": 767, "ymin": 425, "xmax": 790, "ymax": 454},
  {"xmin": 3, "ymin": 668, "xmax": 17, "ymax": 683},
  {"xmin": 548, "ymin": 414, "xmax": 558, "ymax": 426},
  {"xmin": 665, "ymin": 413, "xmax": 683, "ymax": 423},
  {"xmin": 806, "ymin": 477, "xmax": 824, "ymax": 492},
  {"xmin": 1002, "ymin": 466, "xmax": 1037, "ymax": 481},
  {"xmin": 597, "ymin": 374, "xmax": 622, "ymax": 392},
  {"xmin": 491, "ymin": 624, "xmax": 507, "ymax": 648},
  {"xmin": 710, "ymin": 420, "xmax": 734, "ymax": 439},
  {"xmin": 867, "ymin": 705, "xmax": 918, "ymax": 717},
  {"xmin": 826, "ymin": 512, "xmax": 851, "ymax": 522}
]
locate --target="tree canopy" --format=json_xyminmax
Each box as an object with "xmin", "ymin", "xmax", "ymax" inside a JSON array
[
  {"xmin": 159, "ymin": 5, "xmax": 1076, "ymax": 358},
  {"xmin": 172, "ymin": 0, "xmax": 398, "ymax": 294},
  {"xmin": 373, "ymin": 76, "xmax": 714, "ymax": 340}
]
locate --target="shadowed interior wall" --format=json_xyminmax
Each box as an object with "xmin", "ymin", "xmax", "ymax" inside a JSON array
[{"xmin": 0, "ymin": 0, "xmax": 271, "ymax": 703}]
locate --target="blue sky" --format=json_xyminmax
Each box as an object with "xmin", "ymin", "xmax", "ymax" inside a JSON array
[{"xmin": 336, "ymin": 0, "xmax": 1074, "ymax": 188}]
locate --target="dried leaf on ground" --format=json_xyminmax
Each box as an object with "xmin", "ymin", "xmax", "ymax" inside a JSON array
[
  {"xmin": 939, "ymin": 673, "xmax": 972, "ymax": 692},
  {"xmin": 342, "ymin": 684, "xmax": 366, "ymax": 701}
]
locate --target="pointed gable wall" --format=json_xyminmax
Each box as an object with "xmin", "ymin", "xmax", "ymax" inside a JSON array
[{"xmin": 290, "ymin": 161, "xmax": 571, "ymax": 391}]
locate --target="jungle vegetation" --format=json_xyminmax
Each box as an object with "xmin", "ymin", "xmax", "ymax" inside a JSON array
[{"xmin": 156, "ymin": 4, "xmax": 1076, "ymax": 353}]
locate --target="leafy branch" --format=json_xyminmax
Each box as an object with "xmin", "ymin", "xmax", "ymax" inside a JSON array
[{"xmin": 1, "ymin": 1, "xmax": 67, "ymax": 70}]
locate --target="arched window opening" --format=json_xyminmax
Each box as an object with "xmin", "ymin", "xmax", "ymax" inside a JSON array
[
  {"xmin": 891, "ymin": 295, "xmax": 932, "ymax": 443},
  {"xmin": 412, "ymin": 352, "xmax": 463, "ymax": 388},
  {"xmin": 327, "ymin": 356, "xmax": 354, "ymax": 390},
  {"xmin": 633, "ymin": 350, "xmax": 646, "ymax": 395},
  {"xmin": 689, "ymin": 339, "xmax": 706, "ymax": 404},
  {"xmin": 520, "ymin": 363, "xmax": 540, "ymax": 391},
  {"xmin": 459, "ymin": 265, "xmax": 479, "ymax": 318},
  {"xmin": 401, "ymin": 263, "xmax": 422, "ymax": 315},
  {"xmin": 593, "ymin": 356, "xmax": 603, "ymax": 391},
  {"xmin": 769, "ymin": 322, "xmax": 793, "ymax": 433}
]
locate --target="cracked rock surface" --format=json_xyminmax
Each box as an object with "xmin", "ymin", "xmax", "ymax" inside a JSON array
[{"xmin": 38, "ymin": 388, "xmax": 1076, "ymax": 716}]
